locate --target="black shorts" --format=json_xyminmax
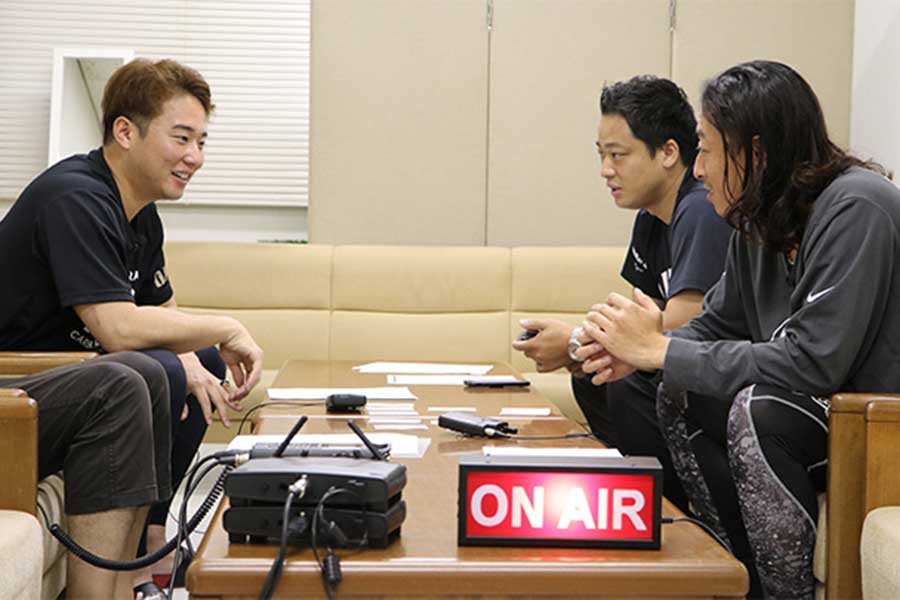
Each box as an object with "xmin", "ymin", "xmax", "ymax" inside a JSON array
[{"xmin": 1, "ymin": 352, "xmax": 172, "ymax": 515}]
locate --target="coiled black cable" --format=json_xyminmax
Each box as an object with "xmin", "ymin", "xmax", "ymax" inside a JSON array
[{"xmin": 42, "ymin": 452, "xmax": 238, "ymax": 571}]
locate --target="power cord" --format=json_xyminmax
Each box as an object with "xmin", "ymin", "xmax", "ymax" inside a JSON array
[
  {"xmin": 168, "ymin": 454, "xmax": 240, "ymax": 598},
  {"xmin": 311, "ymin": 486, "xmax": 369, "ymax": 600},
  {"xmin": 37, "ymin": 450, "xmax": 245, "ymax": 573},
  {"xmin": 237, "ymin": 400, "xmax": 324, "ymax": 435},
  {"xmin": 258, "ymin": 476, "xmax": 310, "ymax": 600},
  {"xmin": 661, "ymin": 516, "xmax": 733, "ymax": 554}
]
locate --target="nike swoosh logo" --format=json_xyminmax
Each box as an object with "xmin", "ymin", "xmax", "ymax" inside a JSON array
[{"xmin": 806, "ymin": 286, "xmax": 835, "ymax": 304}]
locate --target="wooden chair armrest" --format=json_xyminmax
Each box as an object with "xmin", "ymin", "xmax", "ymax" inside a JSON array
[
  {"xmin": 827, "ymin": 393, "xmax": 900, "ymax": 599},
  {"xmin": 0, "ymin": 388, "xmax": 38, "ymax": 515},
  {"xmin": 865, "ymin": 399, "xmax": 900, "ymax": 512},
  {"xmin": 0, "ymin": 351, "xmax": 98, "ymax": 376},
  {"xmin": 830, "ymin": 392, "xmax": 900, "ymax": 414}
]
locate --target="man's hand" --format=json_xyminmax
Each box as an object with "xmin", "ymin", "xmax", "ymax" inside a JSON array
[
  {"xmin": 582, "ymin": 288, "xmax": 670, "ymax": 372},
  {"xmin": 219, "ymin": 321, "xmax": 264, "ymax": 401},
  {"xmin": 512, "ymin": 318, "xmax": 574, "ymax": 372},
  {"xmin": 179, "ymin": 352, "xmax": 244, "ymax": 428},
  {"xmin": 577, "ymin": 344, "xmax": 637, "ymax": 386}
]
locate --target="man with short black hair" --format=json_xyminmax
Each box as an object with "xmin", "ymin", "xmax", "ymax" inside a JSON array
[
  {"xmin": 513, "ymin": 76, "xmax": 731, "ymax": 509},
  {"xmin": 0, "ymin": 58, "xmax": 264, "ymax": 598}
]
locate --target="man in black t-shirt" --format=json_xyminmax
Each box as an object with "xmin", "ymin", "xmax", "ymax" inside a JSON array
[
  {"xmin": 0, "ymin": 59, "xmax": 264, "ymax": 598},
  {"xmin": 512, "ymin": 76, "xmax": 731, "ymax": 510}
]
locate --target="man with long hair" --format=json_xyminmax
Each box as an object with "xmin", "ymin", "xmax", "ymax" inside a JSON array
[{"xmin": 577, "ymin": 60, "xmax": 900, "ymax": 598}]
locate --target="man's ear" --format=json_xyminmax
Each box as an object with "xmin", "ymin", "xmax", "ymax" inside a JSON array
[
  {"xmin": 660, "ymin": 138, "xmax": 680, "ymax": 169},
  {"xmin": 111, "ymin": 116, "xmax": 137, "ymax": 149}
]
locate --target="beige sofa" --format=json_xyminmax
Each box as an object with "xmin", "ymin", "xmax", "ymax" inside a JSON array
[{"xmin": 164, "ymin": 242, "xmax": 632, "ymax": 438}]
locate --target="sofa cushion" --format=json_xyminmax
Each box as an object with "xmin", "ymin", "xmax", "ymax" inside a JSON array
[
  {"xmin": 331, "ymin": 311, "xmax": 510, "ymax": 363},
  {"xmin": 814, "ymin": 494, "xmax": 827, "ymax": 584},
  {"xmin": 36, "ymin": 475, "xmax": 66, "ymax": 575},
  {"xmin": 0, "ymin": 510, "xmax": 42, "ymax": 600},
  {"xmin": 522, "ymin": 371, "xmax": 585, "ymax": 425},
  {"xmin": 332, "ymin": 246, "xmax": 510, "ymax": 313},
  {"xmin": 511, "ymin": 247, "xmax": 631, "ymax": 313},
  {"xmin": 164, "ymin": 242, "xmax": 333, "ymax": 310},
  {"xmin": 861, "ymin": 506, "xmax": 900, "ymax": 599}
]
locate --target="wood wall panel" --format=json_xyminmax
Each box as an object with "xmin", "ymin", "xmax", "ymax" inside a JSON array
[
  {"xmin": 672, "ymin": 0, "xmax": 854, "ymax": 148},
  {"xmin": 310, "ymin": 0, "xmax": 489, "ymax": 244},
  {"xmin": 486, "ymin": 0, "xmax": 671, "ymax": 247}
]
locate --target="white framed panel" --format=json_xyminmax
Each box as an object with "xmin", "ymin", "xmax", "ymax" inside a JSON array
[
  {"xmin": 487, "ymin": 0, "xmax": 672, "ymax": 247},
  {"xmin": 48, "ymin": 48, "xmax": 134, "ymax": 166}
]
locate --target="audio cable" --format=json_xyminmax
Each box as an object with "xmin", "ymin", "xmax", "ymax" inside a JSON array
[{"xmin": 36, "ymin": 449, "xmax": 246, "ymax": 574}]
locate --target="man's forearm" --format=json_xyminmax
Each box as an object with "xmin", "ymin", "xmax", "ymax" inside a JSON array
[{"xmin": 76, "ymin": 302, "xmax": 238, "ymax": 354}]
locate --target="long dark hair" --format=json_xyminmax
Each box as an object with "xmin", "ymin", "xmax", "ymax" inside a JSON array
[{"xmin": 701, "ymin": 60, "xmax": 881, "ymax": 253}]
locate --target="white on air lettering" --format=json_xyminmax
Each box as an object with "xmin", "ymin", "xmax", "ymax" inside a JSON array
[{"xmin": 469, "ymin": 485, "xmax": 647, "ymax": 531}]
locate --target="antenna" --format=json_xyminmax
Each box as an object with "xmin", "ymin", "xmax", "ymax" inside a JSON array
[
  {"xmin": 273, "ymin": 415, "xmax": 308, "ymax": 458},
  {"xmin": 347, "ymin": 420, "xmax": 387, "ymax": 461}
]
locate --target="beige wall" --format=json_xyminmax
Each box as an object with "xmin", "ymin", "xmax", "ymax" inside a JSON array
[{"xmin": 310, "ymin": 0, "xmax": 855, "ymax": 246}]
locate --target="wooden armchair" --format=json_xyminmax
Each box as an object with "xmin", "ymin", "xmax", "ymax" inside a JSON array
[{"xmin": 826, "ymin": 393, "xmax": 900, "ymax": 599}]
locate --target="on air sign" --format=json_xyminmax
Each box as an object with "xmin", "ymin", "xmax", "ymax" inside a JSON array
[{"xmin": 458, "ymin": 455, "xmax": 662, "ymax": 549}]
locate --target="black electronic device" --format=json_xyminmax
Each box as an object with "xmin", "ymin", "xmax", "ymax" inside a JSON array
[
  {"xmin": 224, "ymin": 498, "xmax": 406, "ymax": 548},
  {"xmin": 516, "ymin": 328, "xmax": 539, "ymax": 341},
  {"xmin": 464, "ymin": 376, "xmax": 530, "ymax": 388},
  {"xmin": 225, "ymin": 455, "xmax": 407, "ymax": 512},
  {"xmin": 249, "ymin": 441, "xmax": 389, "ymax": 460},
  {"xmin": 326, "ymin": 393, "xmax": 367, "ymax": 413},
  {"xmin": 438, "ymin": 411, "xmax": 518, "ymax": 437},
  {"xmin": 225, "ymin": 415, "xmax": 407, "ymax": 557}
]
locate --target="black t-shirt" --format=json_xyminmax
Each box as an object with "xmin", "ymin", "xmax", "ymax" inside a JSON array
[
  {"xmin": 0, "ymin": 148, "xmax": 173, "ymax": 351},
  {"xmin": 620, "ymin": 170, "xmax": 732, "ymax": 301}
]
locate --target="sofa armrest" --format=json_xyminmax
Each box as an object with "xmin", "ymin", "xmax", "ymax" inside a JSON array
[
  {"xmin": 0, "ymin": 389, "xmax": 38, "ymax": 515},
  {"xmin": 827, "ymin": 393, "xmax": 900, "ymax": 600},
  {"xmin": 0, "ymin": 351, "xmax": 97, "ymax": 376}
]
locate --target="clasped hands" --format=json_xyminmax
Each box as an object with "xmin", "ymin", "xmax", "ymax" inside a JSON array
[{"xmin": 575, "ymin": 288, "xmax": 670, "ymax": 386}]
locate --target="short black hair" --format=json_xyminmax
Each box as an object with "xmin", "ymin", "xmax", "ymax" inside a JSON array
[{"xmin": 600, "ymin": 75, "xmax": 698, "ymax": 167}]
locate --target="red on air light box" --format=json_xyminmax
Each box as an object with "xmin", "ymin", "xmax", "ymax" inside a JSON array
[{"xmin": 457, "ymin": 455, "xmax": 662, "ymax": 549}]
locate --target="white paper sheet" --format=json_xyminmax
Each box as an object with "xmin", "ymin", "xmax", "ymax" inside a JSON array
[
  {"xmin": 267, "ymin": 386, "xmax": 417, "ymax": 400},
  {"xmin": 228, "ymin": 433, "xmax": 429, "ymax": 458},
  {"xmin": 371, "ymin": 424, "xmax": 429, "ymax": 431},
  {"xmin": 387, "ymin": 374, "xmax": 528, "ymax": 386},
  {"xmin": 366, "ymin": 402, "xmax": 416, "ymax": 410},
  {"xmin": 353, "ymin": 361, "xmax": 492, "ymax": 375},
  {"xmin": 482, "ymin": 446, "xmax": 622, "ymax": 458},
  {"xmin": 499, "ymin": 407, "xmax": 552, "ymax": 417}
]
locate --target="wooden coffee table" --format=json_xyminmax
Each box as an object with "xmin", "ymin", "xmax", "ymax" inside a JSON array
[{"xmin": 187, "ymin": 360, "xmax": 747, "ymax": 598}]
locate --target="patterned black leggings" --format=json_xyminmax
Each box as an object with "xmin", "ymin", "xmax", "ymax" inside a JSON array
[{"xmin": 657, "ymin": 383, "xmax": 828, "ymax": 599}]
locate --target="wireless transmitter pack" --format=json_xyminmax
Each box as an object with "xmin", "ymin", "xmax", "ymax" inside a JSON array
[
  {"xmin": 224, "ymin": 417, "xmax": 407, "ymax": 548},
  {"xmin": 438, "ymin": 411, "xmax": 518, "ymax": 438}
]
